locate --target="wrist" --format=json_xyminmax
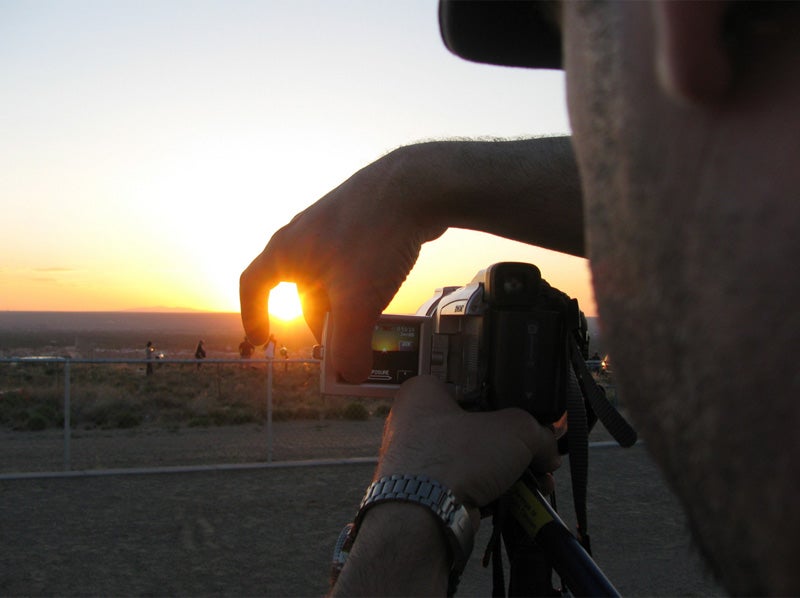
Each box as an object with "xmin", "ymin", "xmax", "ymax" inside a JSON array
[
  {"xmin": 382, "ymin": 144, "xmax": 449, "ymax": 242},
  {"xmin": 331, "ymin": 474, "xmax": 476, "ymax": 597},
  {"xmin": 332, "ymin": 502, "xmax": 450, "ymax": 597},
  {"xmin": 389, "ymin": 137, "xmax": 585, "ymax": 256}
]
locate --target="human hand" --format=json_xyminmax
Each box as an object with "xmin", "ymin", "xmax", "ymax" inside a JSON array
[
  {"xmin": 329, "ymin": 375, "xmax": 559, "ymax": 596},
  {"xmin": 375, "ymin": 375, "xmax": 561, "ymax": 513},
  {"xmin": 241, "ymin": 137, "xmax": 583, "ymax": 385},
  {"xmin": 240, "ymin": 150, "xmax": 445, "ymax": 383}
]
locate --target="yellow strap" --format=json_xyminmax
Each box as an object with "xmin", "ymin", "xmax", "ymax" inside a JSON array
[{"xmin": 509, "ymin": 479, "xmax": 554, "ymax": 538}]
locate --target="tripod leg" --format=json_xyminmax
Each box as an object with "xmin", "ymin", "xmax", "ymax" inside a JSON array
[{"xmin": 503, "ymin": 517, "xmax": 560, "ymax": 597}]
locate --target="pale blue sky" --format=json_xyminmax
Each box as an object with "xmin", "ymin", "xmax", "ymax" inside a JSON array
[{"xmin": 0, "ymin": 0, "xmax": 592, "ymax": 314}]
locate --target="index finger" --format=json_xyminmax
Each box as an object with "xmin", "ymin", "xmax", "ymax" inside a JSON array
[{"xmin": 239, "ymin": 250, "xmax": 280, "ymax": 346}]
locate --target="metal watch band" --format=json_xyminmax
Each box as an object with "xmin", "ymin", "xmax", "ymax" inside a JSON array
[
  {"xmin": 354, "ymin": 474, "xmax": 474, "ymax": 580},
  {"xmin": 329, "ymin": 522, "xmax": 354, "ymax": 587}
]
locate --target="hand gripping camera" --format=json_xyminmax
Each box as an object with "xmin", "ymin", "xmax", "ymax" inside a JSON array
[
  {"xmin": 319, "ymin": 261, "xmax": 636, "ymax": 596},
  {"xmin": 317, "ymin": 261, "xmax": 587, "ymax": 428}
]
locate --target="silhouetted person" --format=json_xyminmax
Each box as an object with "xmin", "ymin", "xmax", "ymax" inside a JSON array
[
  {"xmin": 194, "ymin": 340, "xmax": 206, "ymax": 369},
  {"xmin": 280, "ymin": 344, "xmax": 289, "ymax": 371},
  {"xmin": 145, "ymin": 340, "xmax": 155, "ymax": 376},
  {"xmin": 240, "ymin": 3, "xmax": 800, "ymax": 593},
  {"xmin": 239, "ymin": 336, "xmax": 255, "ymax": 359}
]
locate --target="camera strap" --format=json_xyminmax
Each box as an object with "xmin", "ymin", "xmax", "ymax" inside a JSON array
[
  {"xmin": 568, "ymin": 337, "xmax": 638, "ymax": 449},
  {"xmin": 565, "ymin": 363, "xmax": 592, "ymax": 553},
  {"xmin": 565, "ymin": 335, "xmax": 638, "ymax": 556}
]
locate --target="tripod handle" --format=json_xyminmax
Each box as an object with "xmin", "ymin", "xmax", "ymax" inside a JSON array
[{"xmin": 510, "ymin": 473, "xmax": 620, "ymax": 597}]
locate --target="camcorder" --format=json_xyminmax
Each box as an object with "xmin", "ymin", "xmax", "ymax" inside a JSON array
[
  {"xmin": 315, "ymin": 261, "xmax": 588, "ymax": 429},
  {"xmin": 319, "ymin": 261, "xmax": 635, "ymax": 596}
]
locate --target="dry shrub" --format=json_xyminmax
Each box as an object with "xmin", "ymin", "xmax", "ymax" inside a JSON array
[
  {"xmin": 341, "ymin": 402, "xmax": 369, "ymax": 421},
  {"xmin": 0, "ymin": 360, "xmax": 397, "ymax": 430}
]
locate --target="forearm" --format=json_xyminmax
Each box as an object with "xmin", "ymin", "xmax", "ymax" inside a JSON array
[
  {"xmin": 328, "ymin": 378, "xmax": 558, "ymax": 596},
  {"xmin": 387, "ymin": 136, "xmax": 585, "ymax": 257}
]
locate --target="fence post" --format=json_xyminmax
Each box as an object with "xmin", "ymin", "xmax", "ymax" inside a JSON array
[
  {"xmin": 266, "ymin": 360, "xmax": 273, "ymax": 462},
  {"xmin": 63, "ymin": 359, "xmax": 71, "ymax": 471}
]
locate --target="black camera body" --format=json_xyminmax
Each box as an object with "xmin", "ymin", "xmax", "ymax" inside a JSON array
[
  {"xmin": 317, "ymin": 262, "xmax": 587, "ymax": 427},
  {"xmin": 318, "ymin": 263, "xmax": 629, "ymax": 595}
]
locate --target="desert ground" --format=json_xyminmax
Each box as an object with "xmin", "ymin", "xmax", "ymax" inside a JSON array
[{"xmin": 0, "ymin": 420, "xmax": 725, "ymax": 597}]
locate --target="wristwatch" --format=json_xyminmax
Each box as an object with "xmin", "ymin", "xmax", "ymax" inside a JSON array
[{"xmin": 331, "ymin": 474, "xmax": 474, "ymax": 595}]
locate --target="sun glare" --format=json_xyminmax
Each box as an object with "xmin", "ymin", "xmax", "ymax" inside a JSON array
[{"xmin": 269, "ymin": 282, "xmax": 303, "ymax": 321}]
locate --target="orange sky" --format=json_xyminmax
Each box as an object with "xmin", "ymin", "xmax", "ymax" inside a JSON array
[{"xmin": 1, "ymin": 1, "xmax": 594, "ymax": 316}]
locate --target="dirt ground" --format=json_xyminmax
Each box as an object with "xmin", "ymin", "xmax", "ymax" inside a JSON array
[{"xmin": 0, "ymin": 421, "xmax": 725, "ymax": 596}]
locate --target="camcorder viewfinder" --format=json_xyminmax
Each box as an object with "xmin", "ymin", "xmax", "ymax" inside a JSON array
[{"xmin": 316, "ymin": 262, "xmax": 585, "ymax": 427}]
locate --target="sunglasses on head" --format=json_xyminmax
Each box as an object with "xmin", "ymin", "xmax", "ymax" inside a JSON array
[{"xmin": 439, "ymin": 0, "xmax": 562, "ymax": 69}]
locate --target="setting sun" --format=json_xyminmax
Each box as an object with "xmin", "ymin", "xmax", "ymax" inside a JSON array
[{"xmin": 268, "ymin": 282, "xmax": 304, "ymax": 321}]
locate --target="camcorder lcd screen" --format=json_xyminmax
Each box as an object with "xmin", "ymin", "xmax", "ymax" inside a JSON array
[{"xmin": 368, "ymin": 322, "xmax": 420, "ymax": 385}]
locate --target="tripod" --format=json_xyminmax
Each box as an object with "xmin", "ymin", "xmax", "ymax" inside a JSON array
[
  {"xmin": 483, "ymin": 337, "xmax": 637, "ymax": 597},
  {"xmin": 492, "ymin": 473, "xmax": 618, "ymax": 597}
]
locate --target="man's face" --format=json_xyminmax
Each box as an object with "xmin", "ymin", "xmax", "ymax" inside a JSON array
[{"xmin": 557, "ymin": 2, "xmax": 800, "ymax": 593}]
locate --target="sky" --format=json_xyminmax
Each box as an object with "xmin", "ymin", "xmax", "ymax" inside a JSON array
[{"xmin": 0, "ymin": 0, "xmax": 596, "ymax": 316}]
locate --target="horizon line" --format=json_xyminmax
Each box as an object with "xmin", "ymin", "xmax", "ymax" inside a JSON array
[{"xmin": 0, "ymin": 308, "xmax": 241, "ymax": 314}]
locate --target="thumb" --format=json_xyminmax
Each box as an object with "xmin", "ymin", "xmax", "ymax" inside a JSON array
[{"xmin": 330, "ymin": 308, "xmax": 379, "ymax": 383}]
